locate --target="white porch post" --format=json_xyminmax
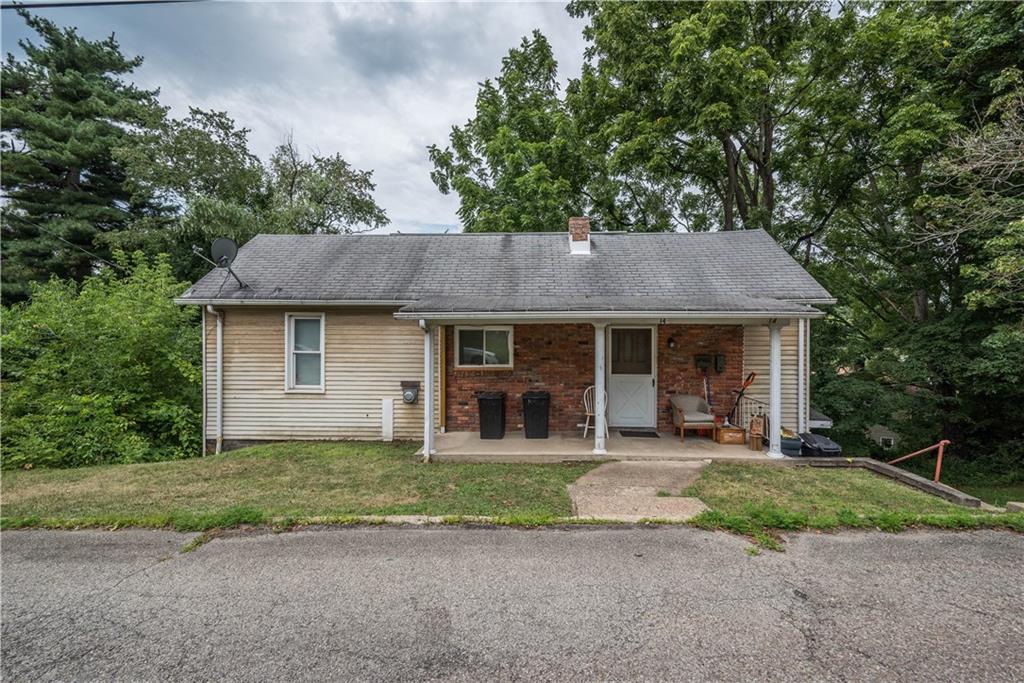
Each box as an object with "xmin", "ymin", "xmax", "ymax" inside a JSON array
[
  {"xmin": 797, "ymin": 318, "xmax": 806, "ymax": 434},
  {"xmin": 767, "ymin": 319, "xmax": 787, "ymax": 458},
  {"xmin": 593, "ymin": 323, "xmax": 608, "ymax": 455},
  {"xmin": 421, "ymin": 321, "xmax": 435, "ymax": 462}
]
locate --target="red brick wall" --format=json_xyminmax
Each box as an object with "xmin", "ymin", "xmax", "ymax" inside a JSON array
[
  {"xmin": 444, "ymin": 324, "xmax": 594, "ymax": 432},
  {"xmin": 656, "ymin": 325, "xmax": 744, "ymax": 432},
  {"xmin": 443, "ymin": 323, "xmax": 744, "ymax": 434}
]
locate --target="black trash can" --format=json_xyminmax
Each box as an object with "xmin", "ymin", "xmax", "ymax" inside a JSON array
[
  {"xmin": 476, "ymin": 391, "xmax": 506, "ymax": 439},
  {"xmin": 799, "ymin": 432, "xmax": 842, "ymax": 457},
  {"xmin": 781, "ymin": 435, "xmax": 803, "ymax": 457},
  {"xmin": 522, "ymin": 391, "xmax": 551, "ymax": 439}
]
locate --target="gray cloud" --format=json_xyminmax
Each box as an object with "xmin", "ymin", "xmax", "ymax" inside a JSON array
[{"xmin": 2, "ymin": 1, "xmax": 588, "ymax": 234}]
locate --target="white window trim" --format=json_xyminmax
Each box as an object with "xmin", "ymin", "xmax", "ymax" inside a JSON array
[
  {"xmin": 454, "ymin": 326, "xmax": 514, "ymax": 369},
  {"xmin": 284, "ymin": 312, "xmax": 326, "ymax": 393}
]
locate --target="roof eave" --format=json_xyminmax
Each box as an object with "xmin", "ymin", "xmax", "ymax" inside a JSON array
[
  {"xmin": 394, "ymin": 309, "xmax": 826, "ymax": 322},
  {"xmin": 785, "ymin": 297, "xmax": 837, "ymax": 305},
  {"xmin": 174, "ymin": 297, "xmax": 416, "ymax": 307}
]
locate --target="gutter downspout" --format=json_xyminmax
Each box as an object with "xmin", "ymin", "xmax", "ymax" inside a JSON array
[
  {"xmin": 201, "ymin": 306, "xmax": 207, "ymax": 456},
  {"xmin": 206, "ymin": 305, "xmax": 224, "ymax": 454}
]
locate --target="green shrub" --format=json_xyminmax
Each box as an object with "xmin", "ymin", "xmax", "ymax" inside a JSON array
[{"xmin": 1, "ymin": 253, "xmax": 201, "ymax": 468}]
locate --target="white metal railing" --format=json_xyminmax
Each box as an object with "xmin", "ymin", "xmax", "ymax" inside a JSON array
[{"xmin": 731, "ymin": 395, "xmax": 769, "ymax": 432}]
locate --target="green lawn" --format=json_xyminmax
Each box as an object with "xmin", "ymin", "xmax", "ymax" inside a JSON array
[
  {"xmin": 685, "ymin": 462, "xmax": 962, "ymax": 518},
  {"xmin": 1, "ymin": 441, "xmax": 595, "ymax": 529},
  {"xmin": 681, "ymin": 462, "xmax": 1023, "ymax": 548},
  {"xmin": 958, "ymin": 484, "xmax": 1024, "ymax": 508},
  {"xmin": 3, "ymin": 446, "xmax": 1021, "ymax": 545}
]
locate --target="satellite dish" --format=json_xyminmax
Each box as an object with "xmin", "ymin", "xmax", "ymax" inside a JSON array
[{"xmin": 211, "ymin": 238, "xmax": 238, "ymax": 267}]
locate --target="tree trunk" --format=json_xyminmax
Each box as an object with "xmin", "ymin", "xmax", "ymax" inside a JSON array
[
  {"xmin": 720, "ymin": 136, "xmax": 736, "ymax": 230},
  {"xmin": 761, "ymin": 118, "xmax": 775, "ymax": 228},
  {"xmin": 721, "ymin": 135, "xmax": 749, "ymax": 229},
  {"xmin": 906, "ymin": 163, "xmax": 930, "ymax": 323}
]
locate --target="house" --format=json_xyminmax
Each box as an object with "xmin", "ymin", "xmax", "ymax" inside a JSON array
[{"xmin": 176, "ymin": 218, "xmax": 834, "ymax": 460}]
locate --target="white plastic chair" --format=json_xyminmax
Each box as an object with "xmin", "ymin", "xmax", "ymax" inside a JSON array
[{"xmin": 582, "ymin": 385, "xmax": 609, "ymax": 439}]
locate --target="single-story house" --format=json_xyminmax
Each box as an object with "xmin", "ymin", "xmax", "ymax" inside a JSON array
[{"xmin": 176, "ymin": 218, "xmax": 834, "ymax": 460}]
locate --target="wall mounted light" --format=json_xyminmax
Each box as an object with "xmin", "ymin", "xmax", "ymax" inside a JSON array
[{"xmin": 667, "ymin": 337, "xmax": 676, "ymax": 349}]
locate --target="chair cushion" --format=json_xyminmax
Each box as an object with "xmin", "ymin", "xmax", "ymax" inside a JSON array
[
  {"xmin": 683, "ymin": 411, "xmax": 716, "ymax": 425},
  {"xmin": 670, "ymin": 394, "xmax": 710, "ymax": 414}
]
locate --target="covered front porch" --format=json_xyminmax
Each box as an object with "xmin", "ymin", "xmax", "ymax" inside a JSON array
[
  {"xmin": 401, "ymin": 301, "xmax": 821, "ymax": 463},
  {"xmin": 429, "ymin": 430, "xmax": 764, "ymax": 463}
]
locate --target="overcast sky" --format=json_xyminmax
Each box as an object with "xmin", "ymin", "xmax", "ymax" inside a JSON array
[{"xmin": 2, "ymin": 1, "xmax": 589, "ymax": 233}]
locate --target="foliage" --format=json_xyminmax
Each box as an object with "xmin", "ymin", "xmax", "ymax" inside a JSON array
[
  {"xmin": 1, "ymin": 254, "xmax": 201, "ymax": 468},
  {"xmin": 112, "ymin": 114, "xmax": 390, "ymax": 282},
  {"xmin": 262, "ymin": 136, "xmax": 389, "ymax": 235},
  {"xmin": 428, "ymin": 31, "xmax": 593, "ymax": 232},
  {"xmin": 567, "ymin": 1, "xmax": 838, "ymax": 234},
  {"xmin": 793, "ymin": 5, "xmax": 1024, "ymax": 472},
  {"xmin": 0, "ymin": 10, "xmax": 167, "ymax": 302},
  {"xmin": 2, "ymin": 10, "xmax": 390, "ymax": 293},
  {"xmin": 927, "ymin": 88, "xmax": 1024, "ymax": 312}
]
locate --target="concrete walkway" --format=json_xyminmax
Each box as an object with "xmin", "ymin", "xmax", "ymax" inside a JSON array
[{"xmin": 568, "ymin": 460, "xmax": 709, "ymax": 522}]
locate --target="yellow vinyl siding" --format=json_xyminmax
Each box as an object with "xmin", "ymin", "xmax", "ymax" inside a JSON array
[
  {"xmin": 204, "ymin": 307, "xmax": 432, "ymax": 441},
  {"xmin": 742, "ymin": 323, "xmax": 807, "ymax": 431}
]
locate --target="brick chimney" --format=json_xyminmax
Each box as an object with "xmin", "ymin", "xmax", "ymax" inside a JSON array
[{"xmin": 568, "ymin": 216, "xmax": 591, "ymax": 255}]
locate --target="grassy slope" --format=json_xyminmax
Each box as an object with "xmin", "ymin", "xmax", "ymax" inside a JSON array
[
  {"xmin": 3, "ymin": 446, "xmax": 1021, "ymax": 547},
  {"xmin": 685, "ymin": 462, "xmax": 962, "ymax": 518},
  {"xmin": 957, "ymin": 484, "xmax": 1024, "ymax": 508},
  {"xmin": 896, "ymin": 457, "xmax": 1024, "ymax": 507},
  {"xmin": 681, "ymin": 462, "xmax": 1023, "ymax": 548},
  {"xmin": 1, "ymin": 441, "xmax": 595, "ymax": 529}
]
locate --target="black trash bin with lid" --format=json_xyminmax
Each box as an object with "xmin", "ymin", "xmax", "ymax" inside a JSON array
[
  {"xmin": 522, "ymin": 391, "xmax": 551, "ymax": 439},
  {"xmin": 476, "ymin": 391, "xmax": 506, "ymax": 439},
  {"xmin": 799, "ymin": 432, "xmax": 842, "ymax": 457}
]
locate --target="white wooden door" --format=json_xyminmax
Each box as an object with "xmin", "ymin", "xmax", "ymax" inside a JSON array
[{"xmin": 607, "ymin": 327, "xmax": 656, "ymax": 428}]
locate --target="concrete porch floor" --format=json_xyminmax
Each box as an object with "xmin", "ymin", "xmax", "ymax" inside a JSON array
[{"xmin": 430, "ymin": 430, "xmax": 773, "ymax": 463}]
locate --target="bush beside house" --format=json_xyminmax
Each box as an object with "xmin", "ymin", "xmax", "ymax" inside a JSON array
[{"xmin": 1, "ymin": 254, "xmax": 201, "ymax": 469}]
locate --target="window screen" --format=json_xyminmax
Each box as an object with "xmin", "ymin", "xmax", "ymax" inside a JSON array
[{"xmin": 611, "ymin": 328, "xmax": 652, "ymax": 374}]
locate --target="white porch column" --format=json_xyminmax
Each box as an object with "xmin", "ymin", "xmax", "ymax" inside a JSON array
[
  {"xmin": 593, "ymin": 323, "xmax": 608, "ymax": 455},
  {"xmin": 422, "ymin": 321, "xmax": 435, "ymax": 462},
  {"xmin": 797, "ymin": 318, "xmax": 806, "ymax": 434},
  {"xmin": 767, "ymin": 319, "xmax": 787, "ymax": 458}
]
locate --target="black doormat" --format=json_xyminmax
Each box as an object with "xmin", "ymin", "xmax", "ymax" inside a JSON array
[{"xmin": 619, "ymin": 430, "xmax": 659, "ymax": 438}]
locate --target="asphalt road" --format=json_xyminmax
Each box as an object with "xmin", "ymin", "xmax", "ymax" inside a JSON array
[{"xmin": 3, "ymin": 527, "xmax": 1022, "ymax": 682}]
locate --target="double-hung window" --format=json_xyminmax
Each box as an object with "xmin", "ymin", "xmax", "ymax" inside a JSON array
[
  {"xmin": 455, "ymin": 327, "xmax": 513, "ymax": 368},
  {"xmin": 285, "ymin": 313, "xmax": 325, "ymax": 391}
]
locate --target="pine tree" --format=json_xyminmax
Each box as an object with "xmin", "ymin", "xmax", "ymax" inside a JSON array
[{"xmin": 1, "ymin": 10, "xmax": 166, "ymax": 301}]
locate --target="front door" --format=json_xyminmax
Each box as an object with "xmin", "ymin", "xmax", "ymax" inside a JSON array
[{"xmin": 608, "ymin": 327, "xmax": 656, "ymax": 428}]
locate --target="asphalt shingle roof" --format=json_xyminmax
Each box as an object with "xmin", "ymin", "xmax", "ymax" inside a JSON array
[{"xmin": 178, "ymin": 230, "xmax": 833, "ymax": 313}]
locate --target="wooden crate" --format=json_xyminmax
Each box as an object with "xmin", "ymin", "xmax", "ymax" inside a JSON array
[{"xmin": 715, "ymin": 426, "xmax": 746, "ymax": 445}]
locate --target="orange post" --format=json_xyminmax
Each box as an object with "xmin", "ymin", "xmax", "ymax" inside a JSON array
[
  {"xmin": 888, "ymin": 439, "xmax": 952, "ymax": 484},
  {"xmin": 933, "ymin": 439, "xmax": 950, "ymax": 483}
]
